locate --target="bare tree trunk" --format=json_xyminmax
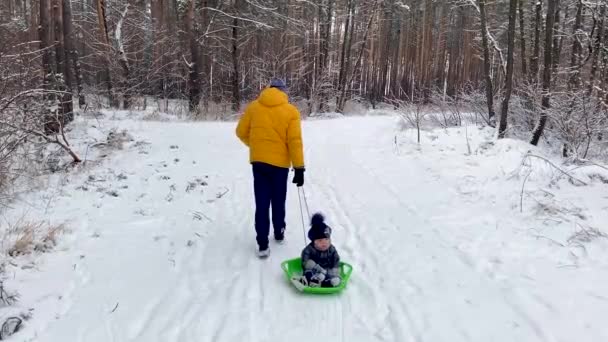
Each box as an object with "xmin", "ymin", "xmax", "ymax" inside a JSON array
[
  {"xmin": 185, "ymin": 0, "xmax": 202, "ymax": 113},
  {"xmin": 62, "ymin": 0, "xmax": 85, "ymax": 109},
  {"xmin": 317, "ymin": 0, "xmax": 334, "ymax": 113},
  {"xmin": 39, "ymin": 0, "xmax": 56, "ymax": 133},
  {"xmin": 200, "ymin": 0, "xmax": 211, "ymax": 113},
  {"xmin": 96, "ymin": 0, "xmax": 117, "ymax": 107},
  {"xmin": 231, "ymin": 0, "xmax": 241, "ymax": 113},
  {"xmin": 568, "ymin": 0, "xmax": 584, "ymax": 89},
  {"xmin": 531, "ymin": 0, "xmax": 558, "ymax": 146},
  {"xmin": 498, "ymin": 0, "xmax": 518, "ymax": 138},
  {"xmin": 588, "ymin": 3, "xmax": 605, "ymax": 96},
  {"xmin": 518, "ymin": 0, "xmax": 528, "ymax": 77},
  {"xmin": 478, "ymin": 0, "xmax": 495, "ymax": 125},
  {"xmin": 39, "ymin": 0, "xmax": 52, "ymax": 91},
  {"xmin": 552, "ymin": 2, "xmax": 562, "ymax": 74},
  {"xmin": 529, "ymin": 0, "xmax": 542, "ymax": 85},
  {"xmin": 116, "ymin": 4, "xmax": 131, "ymax": 109},
  {"xmin": 336, "ymin": 0, "xmax": 353, "ymax": 113},
  {"xmin": 376, "ymin": 0, "xmax": 393, "ymax": 104},
  {"xmin": 53, "ymin": 0, "xmax": 73, "ymax": 125}
]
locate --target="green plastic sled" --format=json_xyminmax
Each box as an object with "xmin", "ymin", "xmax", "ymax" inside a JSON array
[{"xmin": 280, "ymin": 257, "xmax": 353, "ymax": 294}]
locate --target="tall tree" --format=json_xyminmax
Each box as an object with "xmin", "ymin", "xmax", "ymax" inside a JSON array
[
  {"xmin": 568, "ymin": 0, "xmax": 584, "ymax": 89},
  {"xmin": 39, "ymin": 0, "xmax": 55, "ymax": 133},
  {"xmin": 498, "ymin": 0, "xmax": 519, "ymax": 138},
  {"xmin": 231, "ymin": 0, "xmax": 241, "ymax": 112},
  {"xmin": 531, "ymin": 0, "xmax": 558, "ymax": 146},
  {"xmin": 588, "ymin": 3, "xmax": 606, "ymax": 96},
  {"xmin": 185, "ymin": 0, "xmax": 202, "ymax": 113},
  {"xmin": 115, "ymin": 4, "xmax": 131, "ymax": 109},
  {"xmin": 317, "ymin": 0, "xmax": 334, "ymax": 113},
  {"xmin": 336, "ymin": 0, "xmax": 354, "ymax": 113},
  {"xmin": 62, "ymin": 0, "xmax": 85, "ymax": 108},
  {"xmin": 518, "ymin": 0, "xmax": 528, "ymax": 77},
  {"xmin": 96, "ymin": 0, "xmax": 116, "ymax": 107},
  {"xmin": 529, "ymin": 0, "xmax": 542, "ymax": 85},
  {"xmin": 52, "ymin": 0, "xmax": 73, "ymax": 123},
  {"xmin": 478, "ymin": 0, "xmax": 496, "ymax": 126}
]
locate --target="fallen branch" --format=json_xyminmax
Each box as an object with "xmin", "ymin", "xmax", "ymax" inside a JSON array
[
  {"xmin": 520, "ymin": 168, "xmax": 533, "ymax": 213},
  {"xmin": 532, "ymin": 234, "xmax": 565, "ymax": 247},
  {"xmin": 0, "ymin": 119, "xmax": 81, "ymax": 163},
  {"xmin": 110, "ymin": 302, "xmax": 119, "ymax": 313},
  {"xmin": 216, "ymin": 187, "xmax": 229, "ymax": 199},
  {"xmin": 524, "ymin": 153, "xmax": 588, "ymax": 186}
]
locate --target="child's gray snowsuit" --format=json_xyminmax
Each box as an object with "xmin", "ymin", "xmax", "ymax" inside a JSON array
[{"xmin": 301, "ymin": 243, "xmax": 341, "ymax": 287}]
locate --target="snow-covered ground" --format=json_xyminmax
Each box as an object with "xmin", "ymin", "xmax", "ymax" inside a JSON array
[{"xmin": 1, "ymin": 112, "xmax": 608, "ymax": 342}]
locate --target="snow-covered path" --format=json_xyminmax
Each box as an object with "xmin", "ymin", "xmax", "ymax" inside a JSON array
[{"xmin": 11, "ymin": 115, "xmax": 608, "ymax": 342}]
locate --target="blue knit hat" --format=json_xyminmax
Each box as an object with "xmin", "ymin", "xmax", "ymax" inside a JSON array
[
  {"xmin": 308, "ymin": 213, "xmax": 332, "ymax": 241},
  {"xmin": 270, "ymin": 78, "xmax": 287, "ymax": 91}
]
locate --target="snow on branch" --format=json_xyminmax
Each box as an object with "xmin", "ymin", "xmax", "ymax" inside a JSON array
[
  {"xmin": 200, "ymin": 7, "xmax": 274, "ymax": 29},
  {"xmin": 523, "ymin": 152, "xmax": 588, "ymax": 186},
  {"xmin": 0, "ymin": 119, "xmax": 81, "ymax": 163},
  {"xmin": 465, "ymin": 0, "xmax": 507, "ymax": 76},
  {"xmin": 115, "ymin": 4, "xmax": 129, "ymax": 58},
  {"xmin": 0, "ymin": 89, "xmax": 69, "ymax": 113}
]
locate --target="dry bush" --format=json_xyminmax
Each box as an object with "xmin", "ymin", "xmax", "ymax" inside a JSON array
[
  {"xmin": 106, "ymin": 129, "xmax": 134, "ymax": 150},
  {"xmin": 568, "ymin": 225, "xmax": 608, "ymax": 246},
  {"xmin": 390, "ymin": 95, "xmax": 430, "ymax": 144},
  {"xmin": 2, "ymin": 219, "xmax": 65, "ymax": 257}
]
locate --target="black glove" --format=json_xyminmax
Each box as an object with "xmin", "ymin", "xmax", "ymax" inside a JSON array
[{"xmin": 292, "ymin": 168, "xmax": 304, "ymax": 187}]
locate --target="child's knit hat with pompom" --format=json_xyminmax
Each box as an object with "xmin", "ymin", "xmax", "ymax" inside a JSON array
[{"xmin": 308, "ymin": 213, "xmax": 332, "ymax": 241}]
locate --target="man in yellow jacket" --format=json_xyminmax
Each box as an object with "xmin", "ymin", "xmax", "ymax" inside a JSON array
[{"xmin": 236, "ymin": 79, "xmax": 305, "ymax": 258}]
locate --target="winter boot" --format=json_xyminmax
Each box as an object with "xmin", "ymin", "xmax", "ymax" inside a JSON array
[
  {"xmin": 257, "ymin": 246, "xmax": 270, "ymax": 259},
  {"xmin": 274, "ymin": 227, "xmax": 286, "ymax": 244}
]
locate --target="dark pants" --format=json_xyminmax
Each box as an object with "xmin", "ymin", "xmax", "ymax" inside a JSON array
[{"xmin": 252, "ymin": 162, "xmax": 289, "ymax": 249}]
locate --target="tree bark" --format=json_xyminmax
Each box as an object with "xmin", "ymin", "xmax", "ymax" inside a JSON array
[
  {"xmin": 53, "ymin": 0, "xmax": 73, "ymax": 125},
  {"xmin": 568, "ymin": 0, "xmax": 584, "ymax": 89},
  {"xmin": 518, "ymin": 0, "xmax": 528, "ymax": 77},
  {"xmin": 96, "ymin": 0, "xmax": 117, "ymax": 107},
  {"xmin": 478, "ymin": 0, "xmax": 495, "ymax": 125},
  {"xmin": 336, "ymin": 0, "xmax": 353, "ymax": 113},
  {"xmin": 39, "ymin": 0, "xmax": 52, "ymax": 90},
  {"xmin": 588, "ymin": 3, "xmax": 605, "ymax": 96},
  {"xmin": 116, "ymin": 4, "xmax": 131, "ymax": 109},
  {"xmin": 551, "ymin": 2, "xmax": 562, "ymax": 74},
  {"xmin": 529, "ymin": 0, "xmax": 542, "ymax": 85},
  {"xmin": 531, "ymin": 0, "xmax": 558, "ymax": 146},
  {"xmin": 231, "ymin": 0, "xmax": 241, "ymax": 113},
  {"xmin": 186, "ymin": 0, "xmax": 202, "ymax": 113},
  {"xmin": 39, "ymin": 0, "xmax": 56, "ymax": 134},
  {"xmin": 498, "ymin": 0, "xmax": 518, "ymax": 138},
  {"xmin": 62, "ymin": 0, "xmax": 85, "ymax": 109},
  {"xmin": 317, "ymin": 0, "xmax": 334, "ymax": 113}
]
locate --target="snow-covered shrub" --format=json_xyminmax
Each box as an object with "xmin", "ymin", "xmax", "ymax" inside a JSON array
[{"xmin": 391, "ymin": 97, "xmax": 429, "ymax": 144}]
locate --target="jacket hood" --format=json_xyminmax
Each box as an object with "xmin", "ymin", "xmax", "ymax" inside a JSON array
[{"xmin": 258, "ymin": 87, "xmax": 288, "ymax": 107}]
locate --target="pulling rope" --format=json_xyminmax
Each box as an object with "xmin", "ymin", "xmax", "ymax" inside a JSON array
[{"xmin": 297, "ymin": 187, "xmax": 311, "ymax": 247}]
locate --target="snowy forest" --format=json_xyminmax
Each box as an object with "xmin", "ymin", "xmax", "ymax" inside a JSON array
[{"xmin": 2, "ymin": 0, "xmax": 608, "ymax": 157}]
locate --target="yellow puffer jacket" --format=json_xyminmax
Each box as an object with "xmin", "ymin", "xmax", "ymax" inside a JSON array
[{"xmin": 236, "ymin": 87, "xmax": 305, "ymax": 169}]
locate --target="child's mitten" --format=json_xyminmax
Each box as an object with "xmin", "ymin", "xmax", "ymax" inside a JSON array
[{"xmin": 329, "ymin": 276, "xmax": 341, "ymax": 287}]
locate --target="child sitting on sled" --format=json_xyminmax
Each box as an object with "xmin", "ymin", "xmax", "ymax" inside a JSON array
[{"xmin": 297, "ymin": 213, "xmax": 341, "ymax": 288}]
